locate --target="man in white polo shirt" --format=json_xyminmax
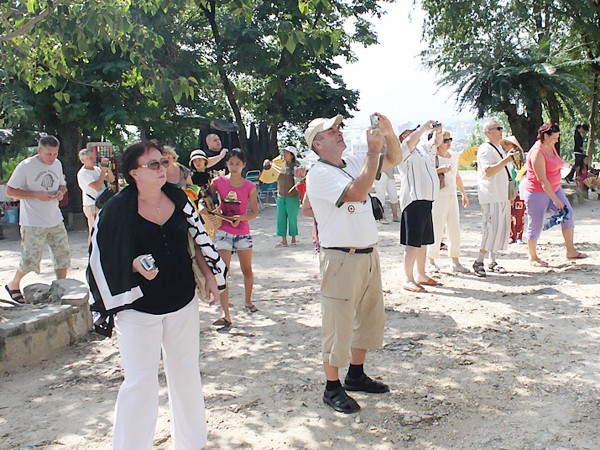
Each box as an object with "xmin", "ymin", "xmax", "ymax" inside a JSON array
[
  {"xmin": 305, "ymin": 113, "xmax": 401, "ymax": 414},
  {"xmin": 5, "ymin": 135, "xmax": 70, "ymax": 304}
]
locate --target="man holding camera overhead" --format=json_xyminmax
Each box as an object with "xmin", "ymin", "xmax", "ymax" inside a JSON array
[
  {"xmin": 77, "ymin": 147, "xmax": 115, "ymax": 242},
  {"xmin": 305, "ymin": 112, "xmax": 401, "ymax": 414}
]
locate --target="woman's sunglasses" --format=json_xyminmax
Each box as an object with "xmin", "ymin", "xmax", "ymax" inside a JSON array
[
  {"xmin": 139, "ymin": 159, "xmax": 169, "ymax": 170},
  {"xmin": 443, "ymin": 138, "xmax": 453, "ymax": 143}
]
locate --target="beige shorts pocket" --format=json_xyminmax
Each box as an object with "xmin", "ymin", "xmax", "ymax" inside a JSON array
[{"xmin": 320, "ymin": 251, "xmax": 359, "ymax": 301}]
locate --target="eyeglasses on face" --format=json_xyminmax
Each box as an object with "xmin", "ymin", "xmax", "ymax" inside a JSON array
[
  {"xmin": 494, "ymin": 126, "xmax": 503, "ymax": 131},
  {"xmin": 138, "ymin": 159, "xmax": 169, "ymax": 170},
  {"xmin": 443, "ymin": 138, "xmax": 453, "ymax": 143}
]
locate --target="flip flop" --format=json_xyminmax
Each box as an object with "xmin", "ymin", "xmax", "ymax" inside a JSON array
[
  {"xmin": 567, "ymin": 252, "xmax": 587, "ymax": 260},
  {"xmin": 403, "ymin": 282, "xmax": 426, "ymax": 293},
  {"xmin": 5, "ymin": 285, "xmax": 25, "ymax": 304},
  {"xmin": 529, "ymin": 259, "xmax": 549, "ymax": 267},
  {"xmin": 417, "ymin": 278, "xmax": 442, "ymax": 286},
  {"xmin": 212, "ymin": 317, "xmax": 232, "ymax": 327},
  {"xmin": 245, "ymin": 304, "xmax": 259, "ymax": 313}
]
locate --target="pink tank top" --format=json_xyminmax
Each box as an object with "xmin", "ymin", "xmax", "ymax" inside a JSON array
[
  {"xmin": 523, "ymin": 141, "xmax": 563, "ymax": 193},
  {"xmin": 212, "ymin": 176, "xmax": 255, "ymax": 235}
]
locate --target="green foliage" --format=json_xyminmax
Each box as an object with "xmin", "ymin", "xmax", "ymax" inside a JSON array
[
  {"xmin": 0, "ymin": 147, "xmax": 36, "ymax": 181},
  {"xmin": 419, "ymin": 0, "xmax": 598, "ymax": 151}
]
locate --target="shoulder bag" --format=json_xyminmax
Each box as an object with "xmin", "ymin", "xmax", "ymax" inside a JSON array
[
  {"xmin": 95, "ymin": 186, "xmax": 115, "ymax": 209},
  {"xmin": 338, "ymin": 165, "xmax": 384, "ymax": 220}
]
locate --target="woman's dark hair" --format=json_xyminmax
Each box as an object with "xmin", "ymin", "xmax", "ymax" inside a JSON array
[
  {"xmin": 122, "ymin": 139, "xmax": 164, "ymax": 185},
  {"xmin": 576, "ymin": 124, "xmax": 589, "ymax": 132},
  {"xmin": 226, "ymin": 148, "xmax": 247, "ymax": 163},
  {"xmin": 537, "ymin": 122, "xmax": 560, "ymax": 141}
]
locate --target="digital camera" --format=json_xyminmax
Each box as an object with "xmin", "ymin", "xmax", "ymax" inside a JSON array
[{"xmin": 140, "ymin": 254, "xmax": 156, "ymax": 271}]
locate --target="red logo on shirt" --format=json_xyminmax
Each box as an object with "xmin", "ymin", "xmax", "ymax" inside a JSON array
[{"xmin": 348, "ymin": 205, "xmax": 355, "ymax": 213}]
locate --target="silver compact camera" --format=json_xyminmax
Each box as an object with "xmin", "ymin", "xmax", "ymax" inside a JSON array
[
  {"xmin": 140, "ymin": 254, "xmax": 156, "ymax": 271},
  {"xmin": 370, "ymin": 114, "xmax": 379, "ymax": 128}
]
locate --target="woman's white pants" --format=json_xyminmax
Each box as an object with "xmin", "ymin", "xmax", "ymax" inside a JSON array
[
  {"xmin": 374, "ymin": 171, "xmax": 398, "ymax": 205},
  {"xmin": 113, "ymin": 299, "xmax": 207, "ymax": 450},
  {"xmin": 428, "ymin": 192, "xmax": 461, "ymax": 260}
]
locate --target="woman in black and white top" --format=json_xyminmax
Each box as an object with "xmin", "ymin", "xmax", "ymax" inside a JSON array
[
  {"xmin": 88, "ymin": 140, "xmax": 227, "ymax": 449},
  {"xmin": 397, "ymin": 120, "xmax": 442, "ymax": 293}
]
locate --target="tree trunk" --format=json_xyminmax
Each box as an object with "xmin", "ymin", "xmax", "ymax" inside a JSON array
[
  {"xmin": 547, "ymin": 92, "xmax": 562, "ymax": 154},
  {"xmin": 268, "ymin": 125, "xmax": 278, "ymax": 159},
  {"xmin": 503, "ymin": 102, "xmax": 542, "ymax": 151},
  {"xmin": 56, "ymin": 126, "xmax": 84, "ymax": 213},
  {"xmin": 587, "ymin": 71, "xmax": 598, "ymax": 160},
  {"xmin": 201, "ymin": 0, "xmax": 248, "ymax": 152}
]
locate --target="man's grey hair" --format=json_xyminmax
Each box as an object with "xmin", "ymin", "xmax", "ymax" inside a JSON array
[
  {"xmin": 483, "ymin": 118, "xmax": 500, "ymax": 132},
  {"xmin": 78, "ymin": 148, "xmax": 95, "ymax": 163}
]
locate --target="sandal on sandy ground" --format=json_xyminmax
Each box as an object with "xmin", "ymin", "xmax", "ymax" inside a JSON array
[
  {"xmin": 487, "ymin": 262, "xmax": 507, "ymax": 273},
  {"xmin": 323, "ymin": 386, "xmax": 361, "ymax": 414},
  {"xmin": 529, "ymin": 259, "xmax": 549, "ymax": 267},
  {"xmin": 5, "ymin": 285, "xmax": 25, "ymax": 304},
  {"xmin": 472, "ymin": 261, "xmax": 486, "ymax": 277},
  {"xmin": 417, "ymin": 277, "xmax": 442, "ymax": 286},
  {"xmin": 245, "ymin": 304, "xmax": 259, "ymax": 313},
  {"xmin": 403, "ymin": 282, "xmax": 426, "ymax": 293},
  {"xmin": 212, "ymin": 317, "xmax": 232, "ymax": 327},
  {"xmin": 567, "ymin": 252, "xmax": 587, "ymax": 260}
]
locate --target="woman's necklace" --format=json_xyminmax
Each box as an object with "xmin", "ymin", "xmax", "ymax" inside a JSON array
[
  {"xmin": 154, "ymin": 194, "xmax": 163, "ymax": 217},
  {"xmin": 141, "ymin": 193, "xmax": 163, "ymax": 218}
]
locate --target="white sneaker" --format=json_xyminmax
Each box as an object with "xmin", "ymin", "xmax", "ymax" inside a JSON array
[
  {"xmin": 427, "ymin": 263, "xmax": 440, "ymax": 273},
  {"xmin": 452, "ymin": 263, "xmax": 470, "ymax": 273}
]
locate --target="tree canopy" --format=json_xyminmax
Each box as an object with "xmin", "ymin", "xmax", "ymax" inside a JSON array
[{"xmin": 420, "ymin": 0, "xmax": 599, "ymax": 154}]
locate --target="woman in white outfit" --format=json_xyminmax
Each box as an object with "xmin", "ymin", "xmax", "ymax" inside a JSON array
[
  {"xmin": 427, "ymin": 130, "xmax": 470, "ymax": 273},
  {"xmin": 374, "ymin": 168, "xmax": 400, "ymax": 223}
]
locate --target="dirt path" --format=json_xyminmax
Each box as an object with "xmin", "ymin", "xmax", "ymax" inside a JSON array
[{"xmin": 1, "ymin": 171, "xmax": 599, "ymax": 449}]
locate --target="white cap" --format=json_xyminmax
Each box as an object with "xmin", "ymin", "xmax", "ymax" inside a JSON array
[
  {"xmin": 397, "ymin": 121, "xmax": 419, "ymax": 134},
  {"xmin": 282, "ymin": 145, "xmax": 298, "ymax": 157},
  {"xmin": 304, "ymin": 115, "xmax": 344, "ymax": 147}
]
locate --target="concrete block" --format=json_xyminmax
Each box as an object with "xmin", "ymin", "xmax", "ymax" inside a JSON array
[
  {"xmin": 0, "ymin": 278, "xmax": 92, "ymax": 372},
  {"xmin": 0, "ymin": 305, "xmax": 74, "ymax": 372},
  {"xmin": 22, "ymin": 283, "xmax": 53, "ymax": 304}
]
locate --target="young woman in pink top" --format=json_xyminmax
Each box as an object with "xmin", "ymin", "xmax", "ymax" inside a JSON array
[
  {"xmin": 522, "ymin": 123, "xmax": 586, "ymax": 266},
  {"xmin": 210, "ymin": 149, "xmax": 259, "ymax": 328}
]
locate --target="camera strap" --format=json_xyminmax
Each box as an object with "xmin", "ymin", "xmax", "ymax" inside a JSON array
[{"xmin": 488, "ymin": 143, "xmax": 513, "ymax": 181}]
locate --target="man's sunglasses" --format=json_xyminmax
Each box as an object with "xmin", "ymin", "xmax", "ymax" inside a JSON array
[
  {"xmin": 443, "ymin": 138, "xmax": 453, "ymax": 143},
  {"xmin": 139, "ymin": 159, "xmax": 169, "ymax": 170},
  {"xmin": 494, "ymin": 126, "xmax": 503, "ymax": 131}
]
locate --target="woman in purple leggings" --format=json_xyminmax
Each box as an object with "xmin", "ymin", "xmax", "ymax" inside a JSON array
[{"xmin": 521, "ymin": 123, "xmax": 587, "ymax": 266}]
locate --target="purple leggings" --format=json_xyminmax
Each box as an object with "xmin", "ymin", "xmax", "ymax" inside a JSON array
[{"xmin": 522, "ymin": 188, "xmax": 575, "ymax": 241}]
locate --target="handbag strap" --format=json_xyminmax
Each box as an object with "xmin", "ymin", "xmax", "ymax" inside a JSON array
[{"xmin": 488, "ymin": 143, "xmax": 513, "ymax": 181}]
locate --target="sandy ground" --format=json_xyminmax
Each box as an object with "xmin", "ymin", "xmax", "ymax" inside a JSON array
[{"xmin": 1, "ymin": 170, "xmax": 600, "ymax": 450}]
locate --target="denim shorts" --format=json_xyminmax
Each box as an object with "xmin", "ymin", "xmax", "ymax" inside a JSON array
[{"xmin": 214, "ymin": 230, "xmax": 253, "ymax": 252}]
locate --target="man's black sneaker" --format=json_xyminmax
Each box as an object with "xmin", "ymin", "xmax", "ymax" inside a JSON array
[
  {"xmin": 323, "ymin": 386, "xmax": 361, "ymax": 414},
  {"xmin": 344, "ymin": 373, "xmax": 390, "ymax": 393}
]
